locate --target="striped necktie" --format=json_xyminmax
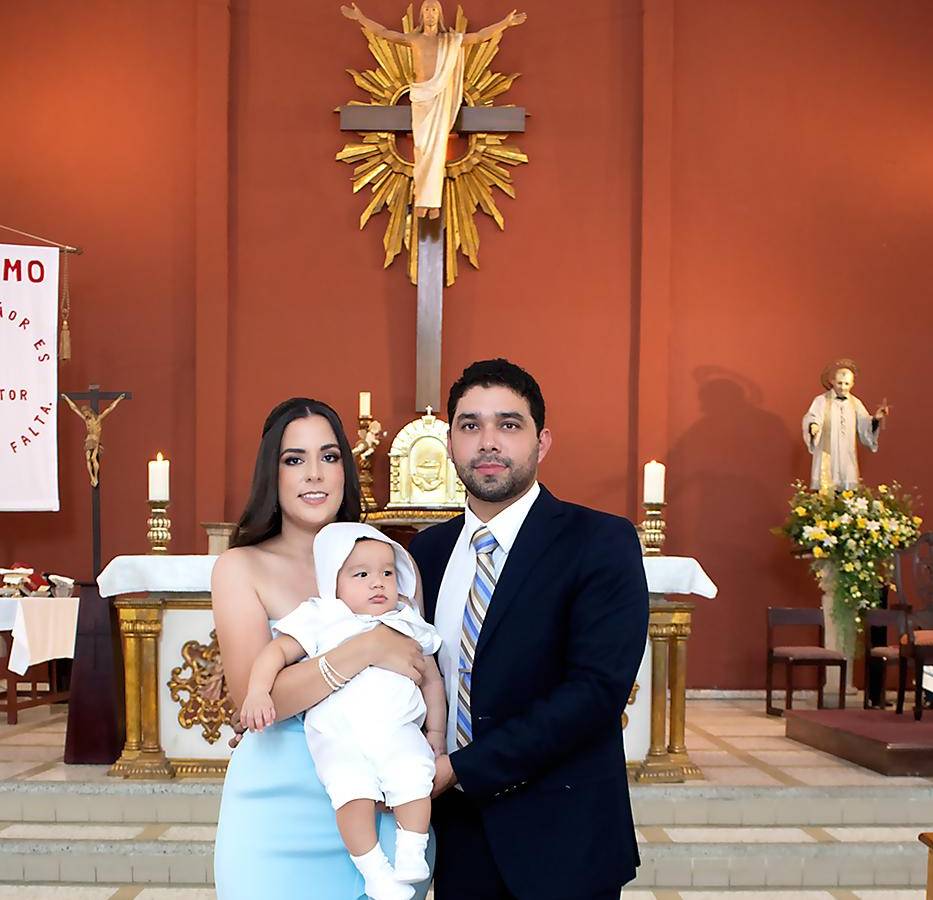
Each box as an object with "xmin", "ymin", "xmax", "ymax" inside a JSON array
[{"xmin": 456, "ymin": 526, "xmax": 499, "ymax": 749}]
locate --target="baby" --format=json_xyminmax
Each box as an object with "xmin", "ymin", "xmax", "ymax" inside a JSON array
[{"xmin": 241, "ymin": 523, "xmax": 445, "ymax": 900}]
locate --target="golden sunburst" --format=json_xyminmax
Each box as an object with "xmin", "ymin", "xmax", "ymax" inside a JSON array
[{"xmin": 336, "ymin": 4, "xmax": 528, "ymax": 286}]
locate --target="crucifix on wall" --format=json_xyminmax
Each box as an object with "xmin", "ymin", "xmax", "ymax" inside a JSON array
[
  {"xmin": 61, "ymin": 384, "xmax": 132, "ymax": 578},
  {"xmin": 337, "ymin": 2, "xmax": 528, "ymax": 411}
]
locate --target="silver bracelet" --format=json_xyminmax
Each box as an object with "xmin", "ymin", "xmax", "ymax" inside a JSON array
[
  {"xmin": 319, "ymin": 655, "xmax": 349, "ymax": 692},
  {"xmin": 318, "ymin": 656, "xmax": 343, "ymax": 692},
  {"xmin": 322, "ymin": 655, "xmax": 350, "ymax": 685}
]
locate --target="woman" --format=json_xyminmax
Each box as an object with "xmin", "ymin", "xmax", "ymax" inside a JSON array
[{"xmin": 213, "ymin": 398, "xmax": 434, "ymax": 899}]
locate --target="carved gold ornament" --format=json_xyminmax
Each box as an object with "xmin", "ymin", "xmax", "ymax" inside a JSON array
[
  {"xmin": 337, "ymin": 4, "xmax": 528, "ymax": 286},
  {"xmin": 167, "ymin": 630, "xmax": 235, "ymax": 745}
]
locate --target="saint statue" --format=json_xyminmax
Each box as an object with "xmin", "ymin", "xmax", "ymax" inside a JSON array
[
  {"xmin": 802, "ymin": 359, "xmax": 889, "ymax": 491},
  {"xmin": 61, "ymin": 392, "xmax": 126, "ymax": 488},
  {"xmin": 341, "ymin": 1, "xmax": 526, "ymax": 219}
]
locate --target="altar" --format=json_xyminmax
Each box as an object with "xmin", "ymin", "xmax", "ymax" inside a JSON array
[{"xmin": 96, "ymin": 552, "xmax": 716, "ymax": 781}]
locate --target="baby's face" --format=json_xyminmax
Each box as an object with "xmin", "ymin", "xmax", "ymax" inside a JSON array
[{"xmin": 336, "ymin": 540, "xmax": 399, "ymax": 615}]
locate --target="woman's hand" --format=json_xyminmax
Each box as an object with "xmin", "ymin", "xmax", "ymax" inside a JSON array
[{"xmin": 366, "ymin": 625, "xmax": 426, "ymax": 684}]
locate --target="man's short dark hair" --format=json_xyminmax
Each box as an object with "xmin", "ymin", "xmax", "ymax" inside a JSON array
[{"xmin": 447, "ymin": 358, "xmax": 546, "ymax": 435}]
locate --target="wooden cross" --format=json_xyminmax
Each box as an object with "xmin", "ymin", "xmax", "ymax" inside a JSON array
[
  {"xmin": 61, "ymin": 384, "xmax": 133, "ymax": 578},
  {"xmin": 340, "ymin": 105, "xmax": 526, "ymax": 411}
]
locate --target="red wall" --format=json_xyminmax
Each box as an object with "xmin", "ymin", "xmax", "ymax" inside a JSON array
[
  {"xmin": 663, "ymin": 0, "xmax": 933, "ymax": 685},
  {"xmin": 0, "ymin": 0, "xmax": 198, "ymax": 578},
  {"xmin": 224, "ymin": 0, "xmax": 644, "ymax": 519},
  {"xmin": 2, "ymin": 0, "xmax": 931, "ymax": 687}
]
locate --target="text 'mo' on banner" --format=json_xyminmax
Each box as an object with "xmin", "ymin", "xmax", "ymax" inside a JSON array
[{"xmin": 0, "ymin": 243, "xmax": 59, "ymax": 511}]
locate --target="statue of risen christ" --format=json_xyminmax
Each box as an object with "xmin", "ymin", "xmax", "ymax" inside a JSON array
[{"xmin": 342, "ymin": 2, "xmax": 526, "ymax": 219}]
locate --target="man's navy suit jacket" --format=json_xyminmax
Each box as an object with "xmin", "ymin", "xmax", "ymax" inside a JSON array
[{"xmin": 409, "ymin": 486, "xmax": 649, "ymax": 898}]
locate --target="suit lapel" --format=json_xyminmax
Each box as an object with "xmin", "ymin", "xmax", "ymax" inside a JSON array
[{"xmin": 474, "ymin": 487, "xmax": 566, "ymax": 659}]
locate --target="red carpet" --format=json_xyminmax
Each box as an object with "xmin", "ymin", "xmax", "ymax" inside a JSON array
[{"xmin": 786, "ymin": 708, "xmax": 933, "ymax": 775}]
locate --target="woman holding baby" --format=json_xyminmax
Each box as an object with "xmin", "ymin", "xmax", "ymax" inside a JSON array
[{"xmin": 212, "ymin": 398, "xmax": 436, "ymax": 900}]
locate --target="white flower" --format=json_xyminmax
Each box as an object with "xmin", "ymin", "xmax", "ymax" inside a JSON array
[
  {"xmin": 823, "ymin": 535, "xmax": 838, "ymax": 547},
  {"xmin": 866, "ymin": 520, "xmax": 881, "ymax": 533},
  {"xmin": 846, "ymin": 538, "xmax": 857, "ymax": 550},
  {"xmin": 839, "ymin": 513, "xmax": 852, "ymax": 525},
  {"xmin": 852, "ymin": 497, "xmax": 870, "ymax": 513},
  {"xmin": 872, "ymin": 500, "xmax": 884, "ymax": 512}
]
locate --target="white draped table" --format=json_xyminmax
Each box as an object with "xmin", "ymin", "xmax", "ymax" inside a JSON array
[
  {"xmin": 97, "ymin": 553, "xmax": 717, "ymax": 779},
  {"xmin": 0, "ymin": 595, "xmax": 80, "ymax": 675}
]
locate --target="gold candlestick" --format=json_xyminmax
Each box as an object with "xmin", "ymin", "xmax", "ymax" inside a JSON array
[
  {"xmin": 147, "ymin": 502, "xmax": 172, "ymax": 554},
  {"xmin": 352, "ymin": 413, "xmax": 382, "ymax": 514},
  {"xmin": 639, "ymin": 502, "xmax": 666, "ymax": 556}
]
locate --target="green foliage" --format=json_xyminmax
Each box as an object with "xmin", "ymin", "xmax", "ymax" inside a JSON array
[{"xmin": 775, "ymin": 481, "xmax": 922, "ymax": 643}]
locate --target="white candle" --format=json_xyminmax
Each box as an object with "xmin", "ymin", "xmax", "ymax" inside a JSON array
[
  {"xmin": 148, "ymin": 452, "xmax": 170, "ymax": 502},
  {"xmin": 643, "ymin": 460, "xmax": 666, "ymax": 504},
  {"xmin": 359, "ymin": 391, "xmax": 371, "ymax": 418}
]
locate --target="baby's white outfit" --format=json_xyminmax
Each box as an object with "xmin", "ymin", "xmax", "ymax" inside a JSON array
[{"xmin": 273, "ymin": 523, "xmax": 443, "ymax": 812}]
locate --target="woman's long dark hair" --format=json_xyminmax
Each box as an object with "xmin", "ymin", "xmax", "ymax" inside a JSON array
[{"xmin": 231, "ymin": 398, "xmax": 361, "ymax": 548}]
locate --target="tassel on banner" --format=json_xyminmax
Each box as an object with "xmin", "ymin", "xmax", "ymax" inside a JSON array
[
  {"xmin": 59, "ymin": 317, "xmax": 72, "ymax": 361},
  {"xmin": 59, "ymin": 248, "xmax": 72, "ymax": 363}
]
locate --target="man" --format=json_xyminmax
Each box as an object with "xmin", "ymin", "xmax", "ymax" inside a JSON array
[
  {"xmin": 802, "ymin": 358, "xmax": 889, "ymax": 491},
  {"xmin": 409, "ymin": 358, "xmax": 648, "ymax": 900}
]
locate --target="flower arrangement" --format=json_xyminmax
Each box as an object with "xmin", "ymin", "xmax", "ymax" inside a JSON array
[{"xmin": 776, "ymin": 482, "xmax": 922, "ymax": 651}]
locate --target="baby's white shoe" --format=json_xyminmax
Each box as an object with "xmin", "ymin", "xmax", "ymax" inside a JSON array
[
  {"xmin": 393, "ymin": 827, "xmax": 430, "ymax": 885},
  {"xmin": 363, "ymin": 870, "xmax": 415, "ymax": 900},
  {"xmin": 351, "ymin": 845, "xmax": 415, "ymax": 900}
]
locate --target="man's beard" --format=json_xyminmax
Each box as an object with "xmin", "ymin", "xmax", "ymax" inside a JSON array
[{"xmin": 455, "ymin": 450, "xmax": 538, "ymax": 504}]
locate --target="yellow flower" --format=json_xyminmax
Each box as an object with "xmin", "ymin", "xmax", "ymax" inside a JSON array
[
  {"xmin": 856, "ymin": 517, "xmax": 868, "ymax": 529},
  {"xmin": 842, "ymin": 490, "xmax": 854, "ymax": 500},
  {"xmin": 813, "ymin": 546, "xmax": 825, "ymax": 558},
  {"xmin": 843, "ymin": 562, "xmax": 855, "ymax": 572},
  {"xmin": 878, "ymin": 485, "xmax": 888, "ymax": 494},
  {"xmin": 816, "ymin": 519, "xmax": 828, "ymax": 530},
  {"xmin": 913, "ymin": 516, "xmax": 923, "ymax": 526},
  {"xmin": 794, "ymin": 506, "xmax": 807, "ymax": 517}
]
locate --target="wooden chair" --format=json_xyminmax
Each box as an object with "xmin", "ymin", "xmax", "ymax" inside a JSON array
[
  {"xmin": 862, "ymin": 605, "xmax": 909, "ymax": 709},
  {"xmin": 0, "ymin": 631, "xmax": 69, "ymax": 725},
  {"xmin": 894, "ymin": 533, "xmax": 933, "ymax": 721},
  {"xmin": 766, "ymin": 607, "xmax": 846, "ymax": 717}
]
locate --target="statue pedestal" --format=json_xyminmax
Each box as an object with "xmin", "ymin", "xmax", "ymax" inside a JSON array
[
  {"xmin": 815, "ymin": 562, "xmax": 857, "ymax": 703},
  {"xmin": 820, "ymin": 591, "xmax": 856, "ymax": 701}
]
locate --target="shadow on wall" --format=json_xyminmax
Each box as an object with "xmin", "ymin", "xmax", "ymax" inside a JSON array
[{"xmin": 666, "ymin": 367, "xmax": 816, "ymax": 689}]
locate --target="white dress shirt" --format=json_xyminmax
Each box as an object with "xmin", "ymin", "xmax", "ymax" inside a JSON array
[{"xmin": 435, "ymin": 481, "xmax": 541, "ymax": 754}]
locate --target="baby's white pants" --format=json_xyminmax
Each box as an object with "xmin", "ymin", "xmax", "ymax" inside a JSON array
[{"xmin": 307, "ymin": 721, "xmax": 435, "ymax": 811}]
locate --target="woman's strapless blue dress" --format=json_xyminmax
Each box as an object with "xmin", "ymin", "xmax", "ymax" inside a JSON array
[{"xmin": 215, "ymin": 714, "xmax": 434, "ymax": 899}]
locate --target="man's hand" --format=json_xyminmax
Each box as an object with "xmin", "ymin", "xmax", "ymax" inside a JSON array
[
  {"xmin": 341, "ymin": 3, "xmax": 362, "ymax": 21},
  {"xmin": 431, "ymin": 754, "xmax": 458, "ymax": 798},
  {"xmin": 507, "ymin": 10, "xmax": 527, "ymax": 27},
  {"xmin": 874, "ymin": 403, "xmax": 890, "ymax": 420}
]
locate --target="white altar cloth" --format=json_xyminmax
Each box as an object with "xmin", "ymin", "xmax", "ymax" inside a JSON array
[
  {"xmin": 98, "ymin": 553, "xmax": 718, "ymax": 599},
  {"xmin": 98, "ymin": 555, "xmax": 219, "ymax": 597},
  {"xmin": 0, "ymin": 596, "xmax": 80, "ymax": 675},
  {"xmin": 642, "ymin": 556, "xmax": 717, "ymax": 599}
]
